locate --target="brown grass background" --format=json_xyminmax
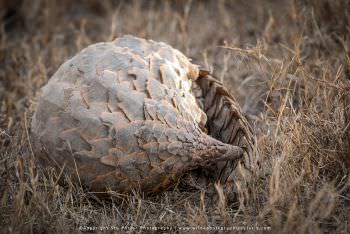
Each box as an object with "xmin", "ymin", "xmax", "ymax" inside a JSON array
[{"xmin": 1, "ymin": 0, "xmax": 350, "ymax": 233}]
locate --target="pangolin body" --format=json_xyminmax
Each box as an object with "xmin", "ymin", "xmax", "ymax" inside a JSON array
[{"xmin": 31, "ymin": 35, "xmax": 256, "ymax": 195}]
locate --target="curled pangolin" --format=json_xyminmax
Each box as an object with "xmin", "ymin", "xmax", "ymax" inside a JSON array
[{"xmin": 31, "ymin": 35, "xmax": 257, "ymax": 196}]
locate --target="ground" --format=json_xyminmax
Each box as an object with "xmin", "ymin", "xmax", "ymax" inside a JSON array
[{"xmin": 0, "ymin": 0, "xmax": 350, "ymax": 233}]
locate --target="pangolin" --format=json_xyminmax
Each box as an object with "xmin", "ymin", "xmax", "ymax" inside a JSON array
[{"xmin": 31, "ymin": 35, "xmax": 257, "ymax": 196}]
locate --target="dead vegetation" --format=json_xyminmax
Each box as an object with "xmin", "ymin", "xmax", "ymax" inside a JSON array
[{"xmin": 0, "ymin": 0, "xmax": 349, "ymax": 233}]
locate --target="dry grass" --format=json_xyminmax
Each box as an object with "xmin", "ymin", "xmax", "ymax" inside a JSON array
[{"xmin": 1, "ymin": 0, "xmax": 350, "ymax": 233}]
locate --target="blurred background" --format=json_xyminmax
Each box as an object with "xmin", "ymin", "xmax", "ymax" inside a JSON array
[
  {"xmin": 1, "ymin": 0, "xmax": 350, "ymax": 233},
  {"xmin": 1, "ymin": 0, "xmax": 349, "ymax": 114}
]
